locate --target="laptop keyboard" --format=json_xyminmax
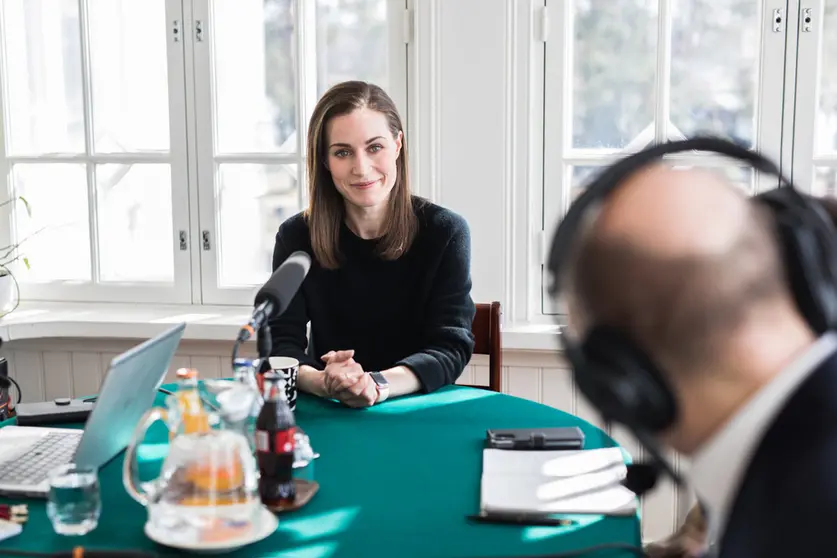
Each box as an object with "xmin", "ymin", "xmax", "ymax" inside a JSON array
[{"xmin": 0, "ymin": 432, "xmax": 82, "ymax": 486}]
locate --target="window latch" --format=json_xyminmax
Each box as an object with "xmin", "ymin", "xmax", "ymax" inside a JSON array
[{"xmin": 772, "ymin": 8, "xmax": 784, "ymax": 32}]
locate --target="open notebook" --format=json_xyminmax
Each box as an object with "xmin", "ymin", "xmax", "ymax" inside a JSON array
[{"xmin": 480, "ymin": 447, "xmax": 639, "ymax": 516}]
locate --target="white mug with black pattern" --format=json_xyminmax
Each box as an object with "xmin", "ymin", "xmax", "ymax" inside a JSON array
[{"xmin": 268, "ymin": 356, "xmax": 299, "ymax": 412}]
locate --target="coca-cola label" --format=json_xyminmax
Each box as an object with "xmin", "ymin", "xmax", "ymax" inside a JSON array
[
  {"xmin": 255, "ymin": 427, "xmax": 296, "ymax": 454},
  {"xmin": 276, "ymin": 428, "xmax": 295, "ymax": 453}
]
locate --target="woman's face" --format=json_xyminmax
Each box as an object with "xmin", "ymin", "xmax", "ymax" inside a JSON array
[{"xmin": 325, "ymin": 107, "xmax": 402, "ymax": 212}]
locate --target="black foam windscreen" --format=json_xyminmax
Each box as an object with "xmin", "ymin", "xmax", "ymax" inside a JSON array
[
  {"xmin": 622, "ymin": 463, "xmax": 661, "ymax": 497},
  {"xmin": 254, "ymin": 250, "xmax": 312, "ymax": 316}
]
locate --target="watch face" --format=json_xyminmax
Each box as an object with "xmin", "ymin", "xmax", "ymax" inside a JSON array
[{"xmin": 370, "ymin": 372, "xmax": 389, "ymax": 387}]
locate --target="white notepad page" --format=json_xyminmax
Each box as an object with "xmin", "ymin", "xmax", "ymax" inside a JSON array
[
  {"xmin": 480, "ymin": 447, "xmax": 638, "ymax": 516},
  {"xmin": 0, "ymin": 519, "xmax": 22, "ymax": 542}
]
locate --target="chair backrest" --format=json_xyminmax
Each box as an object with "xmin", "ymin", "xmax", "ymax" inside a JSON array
[
  {"xmin": 307, "ymin": 302, "xmax": 504, "ymax": 391},
  {"xmin": 466, "ymin": 301, "xmax": 502, "ymax": 392}
]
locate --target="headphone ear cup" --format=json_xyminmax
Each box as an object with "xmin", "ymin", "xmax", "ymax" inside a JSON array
[
  {"xmin": 578, "ymin": 326, "xmax": 678, "ymax": 434},
  {"xmin": 795, "ymin": 196, "xmax": 837, "ymax": 330},
  {"xmin": 773, "ymin": 216, "xmax": 831, "ymax": 333},
  {"xmin": 758, "ymin": 189, "xmax": 837, "ymax": 333}
]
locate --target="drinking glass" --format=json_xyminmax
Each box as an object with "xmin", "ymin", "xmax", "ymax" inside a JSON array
[{"xmin": 46, "ymin": 463, "xmax": 101, "ymax": 536}]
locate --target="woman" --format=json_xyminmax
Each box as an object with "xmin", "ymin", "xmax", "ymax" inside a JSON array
[{"xmin": 268, "ymin": 81, "xmax": 476, "ymax": 408}]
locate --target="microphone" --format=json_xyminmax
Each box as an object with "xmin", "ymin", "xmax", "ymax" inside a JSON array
[
  {"xmin": 236, "ymin": 250, "xmax": 312, "ymax": 343},
  {"xmin": 631, "ymin": 426, "xmax": 683, "ymax": 487},
  {"xmin": 622, "ymin": 463, "xmax": 661, "ymax": 497},
  {"xmin": 616, "ymin": 426, "xmax": 683, "ymax": 500}
]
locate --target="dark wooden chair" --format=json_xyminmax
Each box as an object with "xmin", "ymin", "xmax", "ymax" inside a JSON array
[{"xmin": 460, "ymin": 301, "xmax": 502, "ymax": 392}]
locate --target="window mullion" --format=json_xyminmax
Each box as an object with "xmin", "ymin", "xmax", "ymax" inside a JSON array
[
  {"xmin": 6, "ymin": 153, "xmax": 170, "ymax": 164},
  {"xmin": 0, "ymin": 0, "xmax": 12, "ymax": 256},
  {"xmin": 540, "ymin": 0, "xmax": 571, "ymax": 316},
  {"xmin": 560, "ymin": 0, "xmax": 573, "ymax": 219},
  {"xmin": 298, "ymin": 153, "xmax": 307, "ymax": 211},
  {"xmin": 181, "ymin": 0, "xmax": 204, "ymax": 305},
  {"xmin": 295, "ymin": 0, "xmax": 317, "ymax": 212},
  {"xmin": 788, "ymin": 0, "xmax": 820, "ymax": 192},
  {"xmin": 213, "ymin": 153, "xmax": 299, "ymax": 165},
  {"xmin": 191, "ymin": 0, "xmax": 222, "ymax": 304},
  {"xmin": 161, "ymin": 0, "xmax": 198, "ymax": 304},
  {"xmin": 77, "ymin": 0, "xmax": 100, "ymax": 284},
  {"xmin": 654, "ymin": 0, "xmax": 673, "ymax": 144}
]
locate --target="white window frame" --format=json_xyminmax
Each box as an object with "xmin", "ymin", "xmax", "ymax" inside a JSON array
[
  {"xmin": 537, "ymin": 0, "xmax": 790, "ymax": 320},
  {"xmin": 0, "ymin": 0, "xmax": 408, "ymax": 308},
  {"xmin": 788, "ymin": 0, "xmax": 837, "ymax": 190},
  {"xmin": 190, "ymin": 0, "xmax": 409, "ymax": 306},
  {"xmin": 0, "ymin": 0, "xmax": 193, "ymax": 304}
]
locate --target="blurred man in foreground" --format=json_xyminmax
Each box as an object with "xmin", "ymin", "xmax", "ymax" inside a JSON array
[
  {"xmin": 643, "ymin": 191, "xmax": 837, "ymax": 558},
  {"xmin": 553, "ymin": 156, "xmax": 837, "ymax": 558}
]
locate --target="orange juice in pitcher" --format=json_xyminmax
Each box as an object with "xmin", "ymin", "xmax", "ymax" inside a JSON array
[{"xmin": 171, "ymin": 367, "xmax": 210, "ymax": 438}]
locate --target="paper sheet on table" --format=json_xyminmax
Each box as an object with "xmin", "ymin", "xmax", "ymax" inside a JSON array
[{"xmin": 480, "ymin": 447, "xmax": 638, "ymax": 516}]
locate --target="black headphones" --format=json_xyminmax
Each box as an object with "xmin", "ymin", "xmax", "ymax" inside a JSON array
[{"xmin": 546, "ymin": 136, "xmax": 837, "ymax": 481}]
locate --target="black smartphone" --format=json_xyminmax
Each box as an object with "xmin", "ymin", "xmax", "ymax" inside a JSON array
[{"xmin": 485, "ymin": 426, "xmax": 585, "ymax": 450}]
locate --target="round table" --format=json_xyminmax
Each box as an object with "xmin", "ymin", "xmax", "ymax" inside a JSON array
[{"xmin": 0, "ymin": 385, "xmax": 641, "ymax": 557}]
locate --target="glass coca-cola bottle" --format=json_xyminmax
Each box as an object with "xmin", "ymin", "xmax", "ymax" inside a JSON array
[{"xmin": 254, "ymin": 371, "xmax": 296, "ymax": 507}]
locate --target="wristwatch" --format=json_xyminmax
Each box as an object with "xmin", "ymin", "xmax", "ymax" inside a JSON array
[{"xmin": 368, "ymin": 371, "xmax": 389, "ymax": 403}]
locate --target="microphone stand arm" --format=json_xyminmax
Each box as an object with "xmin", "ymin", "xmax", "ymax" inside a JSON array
[{"xmin": 257, "ymin": 323, "xmax": 272, "ymax": 374}]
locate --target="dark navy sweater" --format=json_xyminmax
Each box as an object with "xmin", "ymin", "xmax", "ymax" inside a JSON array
[{"xmin": 268, "ymin": 197, "xmax": 476, "ymax": 393}]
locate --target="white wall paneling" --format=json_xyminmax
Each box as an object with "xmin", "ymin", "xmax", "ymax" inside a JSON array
[
  {"xmin": 407, "ymin": 0, "xmax": 544, "ymax": 322},
  {"xmin": 3, "ymin": 338, "xmax": 257, "ymax": 401},
  {"xmin": 3, "ymin": 336, "xmax": 690, "ymax": 543}
]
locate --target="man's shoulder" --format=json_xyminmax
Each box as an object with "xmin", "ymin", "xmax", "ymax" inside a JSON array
[
  {"xmin": 722, "ymin": 440, "xmax": 837, "ymax": 558},
  {"xmin": 413, "ymin": 196, "xmax": 470, "ymax": 243},
  {"xmin": 721, "ymin": 353, "xmax": 837, "ymax": 555},
  {"xmin": 751, "ymin": 348, "xmax": 837, "ymax": 474}
]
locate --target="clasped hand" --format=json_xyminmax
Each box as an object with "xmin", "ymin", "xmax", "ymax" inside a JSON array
[{"xmin": 320, "ymin": 350, "xmax": 377, "ymax": 408}]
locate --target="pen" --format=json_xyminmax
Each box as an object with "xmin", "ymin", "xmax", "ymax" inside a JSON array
[{"xmin": 466, "ymin": 513, "xmax": 575, "ymax": 527}]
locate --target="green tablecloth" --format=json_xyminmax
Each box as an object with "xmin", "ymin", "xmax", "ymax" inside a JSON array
[{"xmin": 0, "ymin": 385, "xmax": 641, "ymax": 557}]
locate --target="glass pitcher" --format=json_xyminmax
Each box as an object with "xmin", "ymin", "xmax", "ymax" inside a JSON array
[
  {"xmin": 123, "ymin": 405, "xmax": 263, "ymax": 546},
  {"xmin": 209, "ymin": 359, "xmax": 262, "ymax": 451}
]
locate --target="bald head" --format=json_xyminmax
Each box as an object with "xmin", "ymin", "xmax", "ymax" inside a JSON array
[
  {"xmin": 568, "ymin": 164, "xmax": 793, "ymax": 373},
  {"xmin": 596, "ymin": 164, "xmax": 750, "ymax": 255}
]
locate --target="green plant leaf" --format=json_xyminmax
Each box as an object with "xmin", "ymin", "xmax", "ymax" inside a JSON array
[
  {"xmin": 23, "ymin": 257, "xmax": 30, "ymax": 270},
  {"xmin": 18, "ymin": 196, "xmax": 31, "ymax": 217}
]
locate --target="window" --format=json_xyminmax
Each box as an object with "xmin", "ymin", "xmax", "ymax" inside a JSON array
[
  {"xmin": 193, "ymin": 0, "xmax": 407, "ymax": 305},
  {"xmin": 539, "ymin": 0, "xmax": 798, "ymax": 317},
  {"xmin": 791, "ymin": 1, "xmax": 837, "ymax": 197},
  {"xmin": 0, "ymin": 0, "xmax": 191, "ymax": 303},
  {"xmin": 0, "ymin": 0, "xmax": 407, "ymax": 305}
]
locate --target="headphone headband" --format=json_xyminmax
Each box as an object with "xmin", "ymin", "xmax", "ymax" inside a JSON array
[{"xmin": 548, "ymin": 136, "xmax": 790, "ymax": 297}]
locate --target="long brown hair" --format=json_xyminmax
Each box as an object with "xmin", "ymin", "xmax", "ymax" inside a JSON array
[{"xmin": 305, "ymin": 81, "xmax": 417, "ymax": 269}]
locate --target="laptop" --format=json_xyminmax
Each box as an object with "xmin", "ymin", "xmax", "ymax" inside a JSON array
[{"xmin": 0, "ymin": 322, "xmax": 186, "ymax": 498}]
